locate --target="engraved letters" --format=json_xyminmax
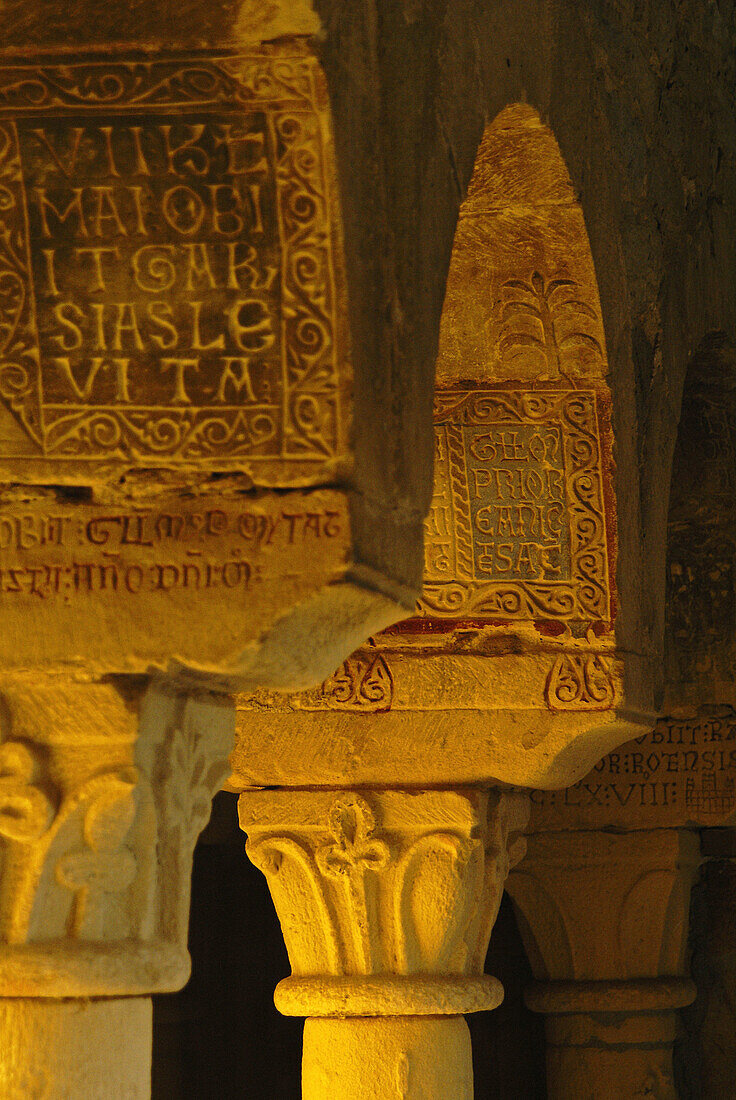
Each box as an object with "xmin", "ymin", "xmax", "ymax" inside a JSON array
[
  {"xmin": 0, "ymin": 54, "xmax": 346, "ymax": 475},
  {"xmin": 422, "ymin": 389, "xmax": 613, "ymax": 622},
  {"xmin": 0, "ymin": 500, "xmax": 344, "ymax": 604},
  {"xmin": 531, "ymin": 712, "xmax": 736, "ymax": 828}
]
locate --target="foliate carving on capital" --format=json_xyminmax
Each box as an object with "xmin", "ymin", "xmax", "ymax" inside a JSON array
[
  {"xmin": 0, "ymin": 750, "xmax": 143, "ymax": 945},
  {"xmin": 0, "ymin": 676, "xmax": 234, "ymax": 995},
  {"xmin": 506, "ymin": 830, "xmax": 702, "ymax": 985},
  {"xmin": 240, "ymin": 788, "xmax": 529, "ymax": 980}
]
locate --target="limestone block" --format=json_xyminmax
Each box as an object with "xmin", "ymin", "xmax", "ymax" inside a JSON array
[
  {"xmin": 0, "ymin": 37, "xmax": 424, "ymax": 684},
  {"xmin": 233, "ymin": 635, "xmax": 648, "ymax": 789},
  {"xmin": 233, "ymin": 107, "xmax": 657, "ymax": 790}
]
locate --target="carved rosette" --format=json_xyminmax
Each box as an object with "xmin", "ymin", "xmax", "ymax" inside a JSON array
[
  {"xmin": 239, "ymin": 787, "xmax": 528, "ymax": 1018},
  {"xmin": 0, "ymin": 673, "xmax": 233, "ymax": 997}
]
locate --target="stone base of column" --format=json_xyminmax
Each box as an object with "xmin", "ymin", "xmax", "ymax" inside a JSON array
[
  {"xmin": 303, "ymin": 1015, "xmax": 473, "ymax": 1100},
  {"xmin": 0, "ymin": 997, "xmax": 152, "ymax": 1099},
  {"xmin": 526, "ymin": 979, "xmax": 696, "ymax": 1100}
]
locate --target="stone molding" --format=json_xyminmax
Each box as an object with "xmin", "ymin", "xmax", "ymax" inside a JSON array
[{"xmin": 239, "ymin": 787, "xmax": 528, "ymax": 1018}]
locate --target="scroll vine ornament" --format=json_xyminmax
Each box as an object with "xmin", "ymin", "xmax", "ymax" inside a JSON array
[
  {"xmin": 0, "ymin": 742, "xmax": 54, "ymax": 843},
  {"xmin": 545, "ymin": 652, "xmax": 615, "ymax": 711}
]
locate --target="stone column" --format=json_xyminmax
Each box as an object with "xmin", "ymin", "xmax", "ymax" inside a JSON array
[
  {"xmin": 239, "ymin": 787, "xmax": 528, "ymax": 1100},
  {"xmin": 0, "ymin": 672, "xmax": 234, "ymax": 1099},
  {"xmin": 508, "ymin": 829, "xmax": 701, "ymax": 1099}
]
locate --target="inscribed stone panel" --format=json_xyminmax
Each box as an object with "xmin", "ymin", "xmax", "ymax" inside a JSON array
[
  {"xmin": 421, "ymin": 388, "xmax": 613, "ymax": 623},
  {"xmin": 0, "ymin": 491, "xmax": 351, "ymax": 670},
  {"xmin": 0, "ymin": 53, "xmax": 347, "ymax": 482},
  {"xmin": 530, "ymin": 711, "xmax": 736, "ymax": 830}
]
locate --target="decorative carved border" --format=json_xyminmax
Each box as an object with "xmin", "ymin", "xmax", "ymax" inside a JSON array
[
  {"xmin": 0, "ymin": 54, "xmax": 345, "ymax": 472},
  {"xmin": 421, "ymin": 388, "xmax": 612, "ymax": 622}
]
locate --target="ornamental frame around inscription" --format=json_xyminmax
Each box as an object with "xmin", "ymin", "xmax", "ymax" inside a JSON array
[
  {"xmin": 0, "ymin": 54, "xmax": 344, "ymax": 475},
  {"xmin": 421, "ymin": 389, "xmax": 612, "ymax": 623}
]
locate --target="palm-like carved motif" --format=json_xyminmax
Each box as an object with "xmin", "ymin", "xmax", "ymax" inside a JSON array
[{"xmin": 496, "ymin": 271, "xmax": 603, "ymax": 381}]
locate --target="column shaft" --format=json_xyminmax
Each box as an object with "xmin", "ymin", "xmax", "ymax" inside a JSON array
[
  {"xmin": 0, "ymin": 996, "xmax": 151, "ymax": 1099},
  {"xmin": 303, "ymin": 1016, "xmax": 472, "ymax": 1100}
]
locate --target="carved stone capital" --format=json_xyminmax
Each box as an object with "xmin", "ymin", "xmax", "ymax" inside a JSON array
[
  {"xmin": 239, "ymin": 787, "xmax": 528, "ymax": 1019},
  {"xmin": 507, "ymin": 829, "xmax": 701, "ymax": 1099},
  {"xmin": 0, "ymin": 672, "xmax": 233, "ymax": 997}
]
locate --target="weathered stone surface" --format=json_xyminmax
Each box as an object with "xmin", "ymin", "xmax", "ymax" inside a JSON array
[
  {"xmin": 0, "ymin": 674, "xmax": 233, "ymax": 996},
  {"xmin": 0, "ymin": 489, "xmax": 405, "ymax": 684},
  {"xmin": 233, "ymin": 104, "xmax": 653, "ymax": 791},
  {"xmin": 0, "ymin": 51, "xmax": 350, "ymax": 486},
  {"xmin": 665, "ymin": 336, "xmax": 736, "ymax": 709},
  {"xmin": 0, "ymin": 41, "xmax": 424, "ymax": 683},
  {"xmin": 506, "ymin": 708, "xmax": 736, "ymax": 1099},
  {"xmin": 507, "ymin": 829, "xmax": 701, "ymax": 1100},
  {"xmin": 422, "ymin": 387, "xmax": 614, "ymax": 624},
  {"xmin": 232, "ymin": 636, "xmax": 644, "ymax": 789},
  {"xmin": 0, "ymin": 997, "xmax": 152, "ymax": 1100}
]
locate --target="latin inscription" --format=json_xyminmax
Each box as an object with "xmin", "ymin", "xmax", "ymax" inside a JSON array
[
  {"xmin": 530, "ymin": 712, "xmax": 736, "ymax": 829},
  {"xmin": 0, "ymin": 502, "xmax": 343, "ymax": 603},
  {"xmin": 421, "ymin": 389, "xmax": 612, "ymax": 622},
  {"xmin": 465, "ymin": 424, "xmax": 569, "ymax": 581},
  {"xmin": 0, "ymin": 55, "xmax": 346, "ymax": 475},
  {"xmin": 22, "ymin": 115, "xmax": 277, "ymax": 411}
]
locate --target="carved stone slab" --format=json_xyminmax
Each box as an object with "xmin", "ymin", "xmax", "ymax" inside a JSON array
[
  {"xmin": 421, "ymin": 387, "xmax": 614, "ymax": 624},
  {"xmin": 232, "ymin": 638, "xmax": 653, "ymax": 790},
  {"xmin": 0, "ymin": 50, "xmax": 348, "ymax": 484},
  {"xmin": 0, "ymin": 490, "xmax": 355, "ymax": 673},
  {"xmin": 528, "ymin": 709, "xmax": 736, "ymax": 830}
]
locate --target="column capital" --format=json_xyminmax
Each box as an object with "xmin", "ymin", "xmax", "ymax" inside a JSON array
[
  {"xmin": 239, "ymin": 786, "xmax": 528, "ymax": 1019},
  {"xmin": 507, "ymin": 827, "xmax": 701, "ymax": 1099},
  {"xmin": 0, "ymin": 672, "xmax": 233, "ymax": 998}
]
